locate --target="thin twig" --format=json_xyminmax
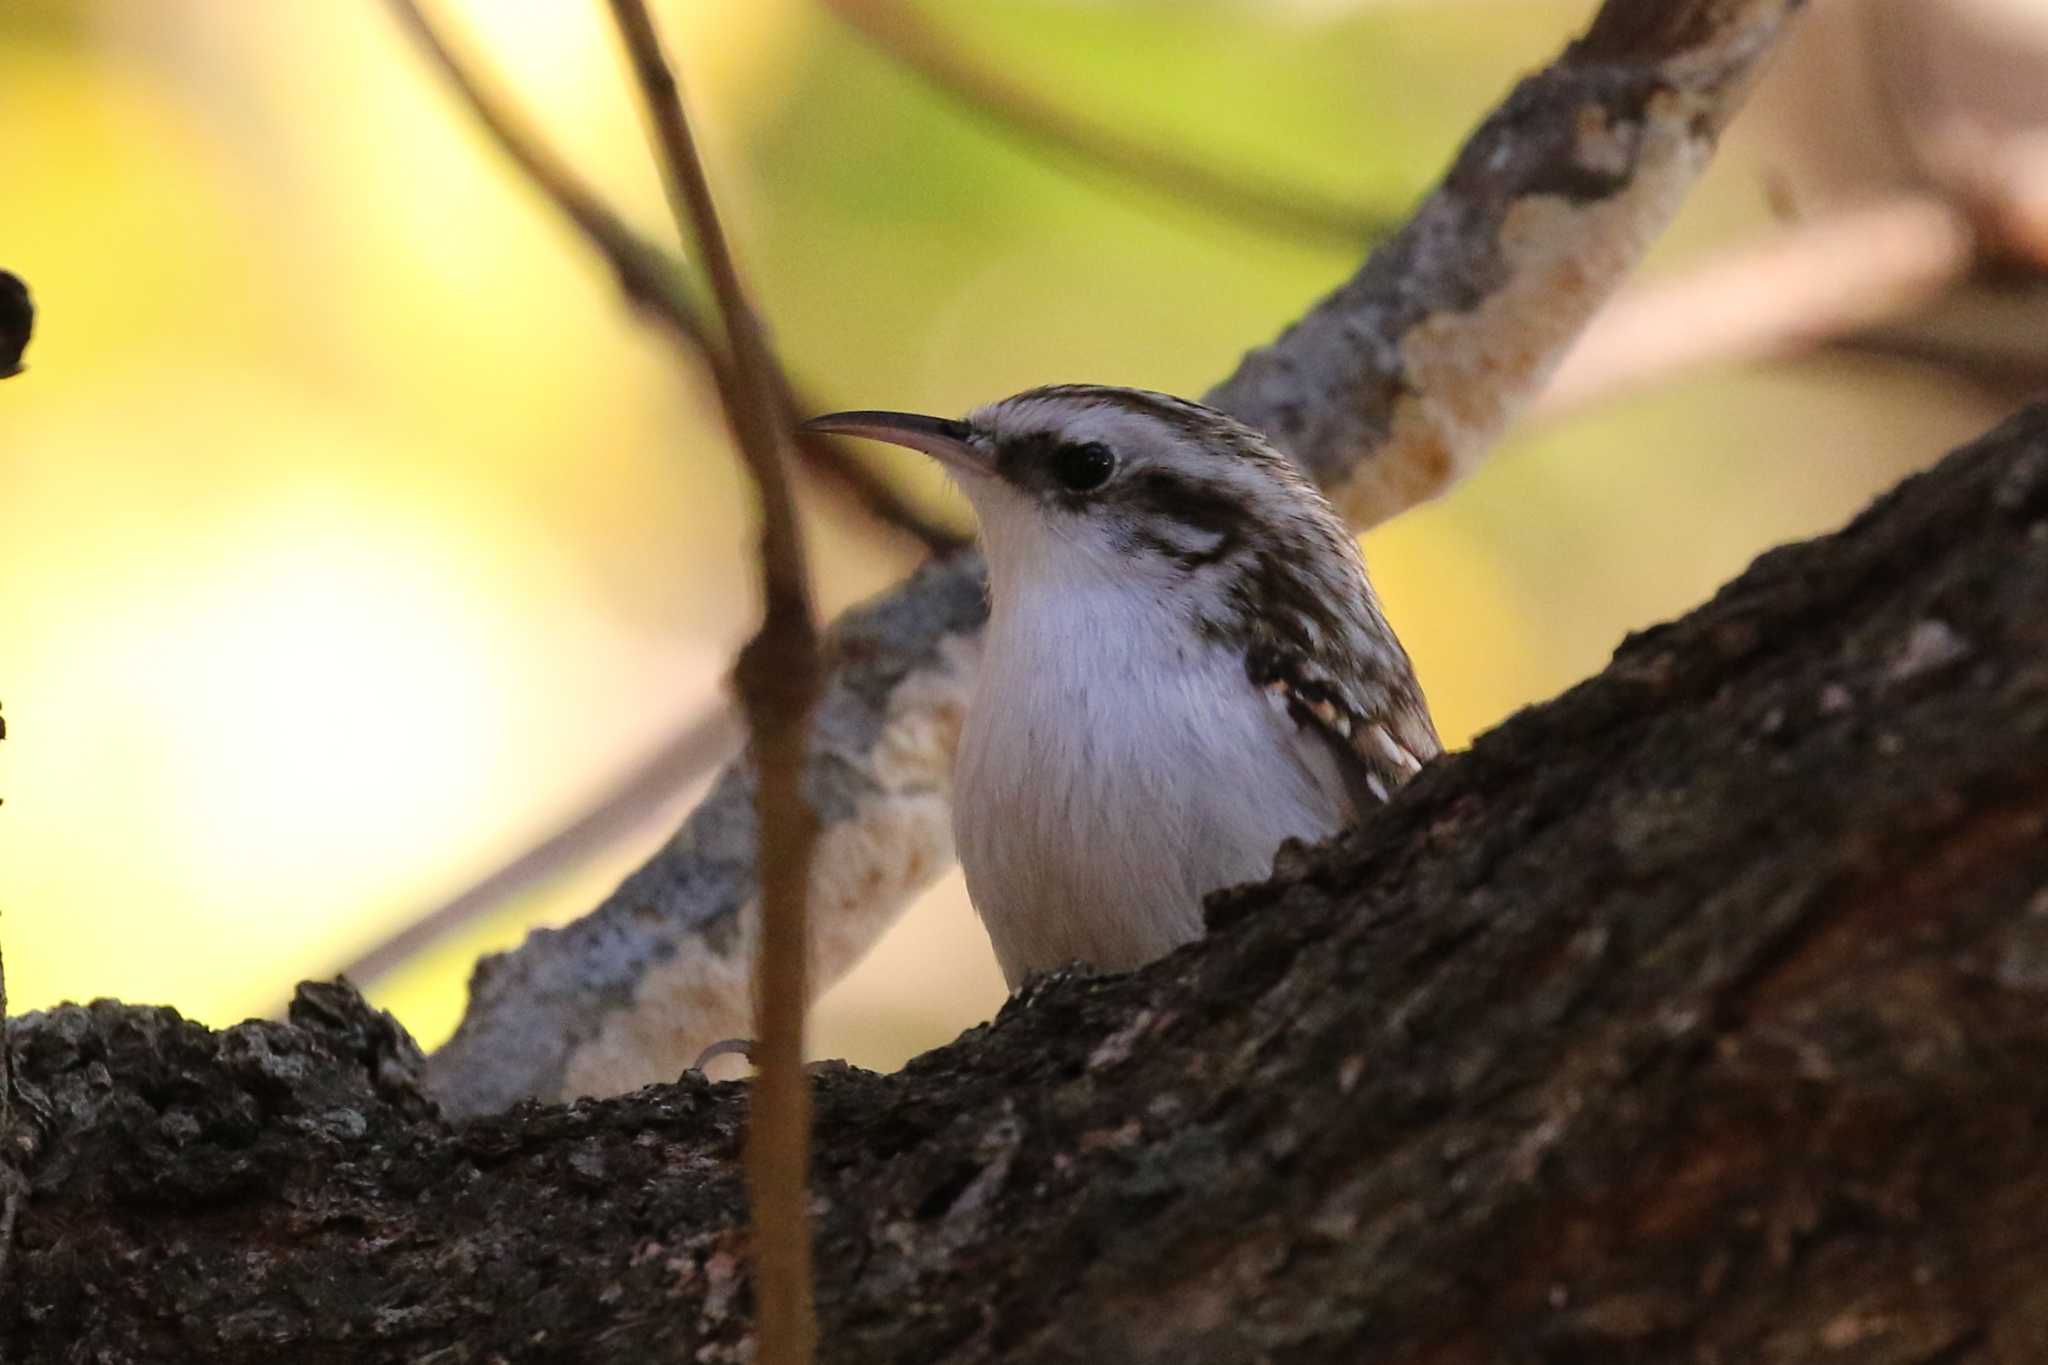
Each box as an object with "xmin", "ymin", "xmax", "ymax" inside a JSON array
[
  {"xmin": 822, "ymin": 0, "xmax": 1394, "ymax": 248},
  {"xmin": 1536, "ymin": 194, "xmax": 1980, "ymax": 420},
  {"xmin": 605, "ymin": 4, "xmax": 821, "ymax": 1362},
  {"xmin": 382, "ymin": 0, "xmax": 717, "ymax": 348},
  {"xmin": 383, "ymin": 0, "xmax": 958, "ymax": 557},
  {"xmin": 326, "ymin": 705, "xmax": 741, "ymax": 996},
  {"xmin": 1827, "ymin": 332, "xmax": 2043, "ymax": 402}
]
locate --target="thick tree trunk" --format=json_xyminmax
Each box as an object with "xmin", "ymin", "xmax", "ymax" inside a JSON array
[{"xmin": 8, "ymin": 405, "xmax": 2048, "ymax": 1362}]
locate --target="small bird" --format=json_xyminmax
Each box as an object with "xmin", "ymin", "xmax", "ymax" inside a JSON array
[{"xmin": 806, "ymin": 385, "xmax": 1439, "ymax": 988}]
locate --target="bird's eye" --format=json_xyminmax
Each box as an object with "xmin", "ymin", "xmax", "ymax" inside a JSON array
[{"xmin": 1050, "ymin": 441, "xmax": 1116, "ymax": 493}]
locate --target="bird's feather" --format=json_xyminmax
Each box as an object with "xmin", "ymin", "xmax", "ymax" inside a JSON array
[{"xmin": 1248, "ymin": 642, "xmax": 1435, "ymax": 821}]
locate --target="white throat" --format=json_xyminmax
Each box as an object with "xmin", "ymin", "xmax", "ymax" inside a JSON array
[{"xmin": 953, "ymin": 524, "xmax": 1351, "ymax": 987}]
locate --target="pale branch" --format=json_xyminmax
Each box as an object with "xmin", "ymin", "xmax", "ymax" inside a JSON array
[
  {"xmin": 425, "ymin": 0, "xmax": 1808, "ymax": 1119},
  {"xmin": 1535, "ymin": 193, "xmax": 1979, "ymax": 419},
  {"xmin": 324, "ymin": 705, "xmax": 740, "ymax": 996},
  {"xmin": 11, "ymin": 403, "xmax": 2048, "ymax": 1362},
  {"xmin": 821, "ymin": 0, "xmax": 1394, "ymax": 248},
  {"xmin": 1204, "ymin": 0, "xmax": 1802, "ymax": 529},
  {"xmin": 603, "ymin": 3, "xmax": 824, "ymax": 1359}
]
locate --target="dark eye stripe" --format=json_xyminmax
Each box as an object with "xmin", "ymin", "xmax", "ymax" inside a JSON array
[{"xmin": 1125, "ymin": 470, "xmax": 1251, "ymax": 538}]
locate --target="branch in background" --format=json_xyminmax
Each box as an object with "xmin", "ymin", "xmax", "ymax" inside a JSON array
[
  {"xmin": 0, "ymin": 271, "xmax": 32, "ymax": 379},
  {"xmin": 384, "ymin": 0, "xmax": 959, "ymax": 561},
  {"xmin": 424, "ymin": 0, "xmax": 1808, "ymax": 1119},
  {"xmin": 1535, "ymin": 117, "xmax": 2048, "ymax": 422},
  {"xmin": 1206, "ymin": 0, "xmax": 1805, "ymax": 529},
  {"xmin": 821, "ymin": 0, "xmax": 1394, "ymax": 248},
  {"xmin": 604, "ymin": 3, "xmax": 821, "ymax": 1359},
  {"xmin": 328, "ymin": 705, "xmax": 739, "ymax": 996},
  {"xmin": 381, "ymin": 0, "xmax": 716, "ymax": 351},
  {"xmin": 1830, "ymin": 293, "xmax": 2048, "ymax": 405},
  {"xmin": 1534, "ymin": 193, "xmax": 1978, "ymax": 420}
]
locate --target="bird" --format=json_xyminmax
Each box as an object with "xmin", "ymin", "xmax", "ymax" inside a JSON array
[{"xmin": 805, "ymin": 385, "xmax": 1439, "ymax": 989}]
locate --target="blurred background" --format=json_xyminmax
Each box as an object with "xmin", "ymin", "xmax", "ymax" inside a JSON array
[{"xmin": 2, "ymin": 0, "xmax": 2039, "ymax": 1069}]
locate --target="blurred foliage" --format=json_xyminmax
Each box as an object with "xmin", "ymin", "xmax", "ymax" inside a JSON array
[{"xmin": 0, "ymin": 1, "xmax": 2008, "ymax": 1069}]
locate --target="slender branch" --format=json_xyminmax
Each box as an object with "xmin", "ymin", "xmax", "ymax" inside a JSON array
[
  {"xmin": 382, "ymin": 0, "xmax": 716, "ymax": 347},
  {"xmin": 605, "ymin": 4, "xmax": 821, "ymax": 1361},
  {"xmin": 385, "ymin": 0, "xmax": 957, "ymax": 560},
  {"xmin": 1829, "ymin": 311, "xmax": 2048, "ymax": 402},
  {"xmin": 822, "ymin": 0, "xmax": 1394, "ymax": 248},
  {"xmin": 1535, "ymin": 194, "xmax": 1980, "ymax": 419},
  {"xmin": 326, "ymin": 705, "xmax": 740, "ymax": 996}
]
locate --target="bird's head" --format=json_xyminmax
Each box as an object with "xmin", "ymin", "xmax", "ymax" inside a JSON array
[{"xmin": 805, "ymin": 385, "xmax": 1359, "ymax": 613}]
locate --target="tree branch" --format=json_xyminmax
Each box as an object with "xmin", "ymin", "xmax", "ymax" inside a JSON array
[
  {"xmin": 821, "ymin": 0, "xmax": 1395, "ymax": 248},
  {"xmin": 11, "ymin": 400, "xmax": 2047, "ymax": 1361},
  {"xmin": 604, "ymin": 1, "xmax": 823, "ymax": 1357},
  {"xmin": 324, "ymin": 705, "xmax": 740, "ymax": 996},
  {"xmin": 1535, "ymin": 192, "xmax": 1980, "ymax": 419},
  {"xmin": 425, "ymin": 0, "xmax": 1809, "ymax": 1118}
]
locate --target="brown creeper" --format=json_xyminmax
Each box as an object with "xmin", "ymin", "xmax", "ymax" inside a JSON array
[{"xmin": 807, "ymin": 385, "xmax": 1440, "ymax": 988}]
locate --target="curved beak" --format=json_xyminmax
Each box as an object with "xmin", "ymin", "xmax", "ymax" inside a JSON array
[{"xmin": 801, "ymin": 409, "xmax": 990, "ymax": 479}]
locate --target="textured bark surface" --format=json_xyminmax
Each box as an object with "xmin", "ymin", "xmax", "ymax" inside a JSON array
[{"xmin": 8, "ymin": 404, "xmax": 2047, "ymax": 1363}]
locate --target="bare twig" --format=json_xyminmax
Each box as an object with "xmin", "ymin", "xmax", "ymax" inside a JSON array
[
  {"xmin": 1835, "ymin": 317, "xmax": 2048, "ymax": 405},
  {"xmin": 328, "ymin": 705, "xmax": 741, "ymax": 995},
  {"xmin": 382, "ymin": 0, "xmax": 716, "ymax": 348},
  {"xmin": 1536, "ymin": 194, "xmax": 1980, "ymax": 419},
  {"xmin": 822, "ymin": 0, "xmax": 1394, "ymax": 248},
  {"xmin": 605, "ymin": 3, "xmax": 821, "ymax": 1360},
  {"xmin": 384, "ymin": 0, "xmax": 958, "ymax": 561}
]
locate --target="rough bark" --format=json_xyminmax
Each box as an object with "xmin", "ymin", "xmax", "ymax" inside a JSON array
[
  {"xmin": 10, "ymin": 402, "xmax": 2048, "ymax": 1363},
  {"xmin": 427, "ymin": 0, "xmax": 1806, "ymax": 1117}
]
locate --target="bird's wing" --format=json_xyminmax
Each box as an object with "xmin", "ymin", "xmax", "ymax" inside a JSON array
[{"xmin": 1247, "ymin": 643, "xmax": 1439, "ymax": 820}]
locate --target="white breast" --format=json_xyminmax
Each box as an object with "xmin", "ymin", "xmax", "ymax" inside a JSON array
[{"xmin": 955, "ymin": 577, "xmax": 1353, "ymax": 988}]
